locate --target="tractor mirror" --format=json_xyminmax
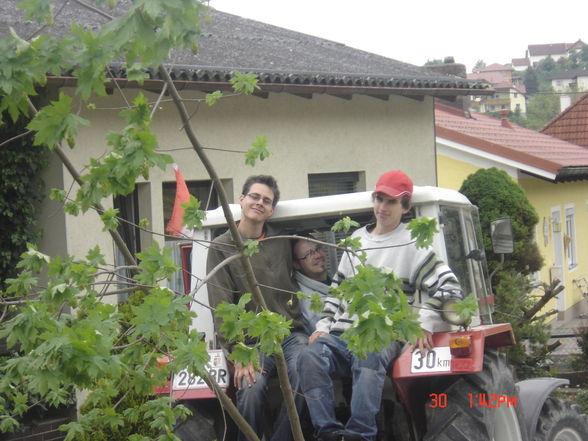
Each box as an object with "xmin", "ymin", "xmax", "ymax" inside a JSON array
[{"xmin": 490, "ymin": 218, "xmax": 514, "ymax": 254}]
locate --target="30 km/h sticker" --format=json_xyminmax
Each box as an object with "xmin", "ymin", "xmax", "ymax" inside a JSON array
[{"xmin": 411, "ymin": 346, "xmax": 452, "ymax": 373}]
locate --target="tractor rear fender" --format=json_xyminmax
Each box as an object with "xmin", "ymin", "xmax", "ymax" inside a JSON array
[{"xmin": 516, "ymin": 377, "xmax": 570, "ymax": 441}]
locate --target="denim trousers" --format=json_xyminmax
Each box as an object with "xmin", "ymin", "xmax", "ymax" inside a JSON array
[
  {"xmin": 297, "ymin": 334, "xmax": 395, "ymax": 441},
  {"xmin": 236, "ymin": 331, "xmax": 308, "ymax": 441}
]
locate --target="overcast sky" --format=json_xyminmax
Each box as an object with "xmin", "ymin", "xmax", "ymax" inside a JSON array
[{"xmin": 210, "ymin": 0, "xmax": 587, "ymax": 72}]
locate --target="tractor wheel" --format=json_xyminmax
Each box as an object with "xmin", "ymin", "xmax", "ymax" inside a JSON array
[
  {"xmin": 174, "ymin": 400, "xmax": 235, "ymax": 441},
  {"xmin": 424, "ymin": 349, "xmax": 527, "ymax": 441},
  {"xmin": 534, "ymin": 397, "xmax": 588, "ymax": 441}
]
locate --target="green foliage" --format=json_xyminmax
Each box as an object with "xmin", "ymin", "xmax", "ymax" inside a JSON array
[
  {"xmin": 407, "ymin": 216, "xmax": 438, "ymax": 249},
  {"xmin": 460, "ymin": 168, "xmax": 552, "ymax": 376},
  {"xmin": 575, "ymin": 390, "xmax": 588, "ymax": 414},
  {"xmin": 523, "ymin": 67, "xmax": 539, "ymax": 95},
  {"xmin": 28, "ymin": 92, "xmax": 89, "ymax": 149},
  {"xmin": 0, "ymin": 116, "xmax": 47, "ymax": 291},
  {"xmin": 205, "ymin": 90, "xmax": 223, "ymax": 106},
  {"xmin": 100, "ymin": 208, "xmax": 120, "ymax": 232},
  {"xmin": 181, "ymin": 195, "xmax": 206, "ymax": 230},
  {"xmin": 242, "ymin": 239, "xmax": 260, "ymax": 256},
  {"xmin": 523, "ymin": 89, "xmax": 561, "ymax": 130},
  {"xmin": 71, "ymin": 94, "xmax": 173, "ymax": 214},
  {"xmin": 245, "ymin": 135, "xmax": 270, "ymax": 166},
  {"xmin": 230, "ymin": 71, "xmax": 260, "ymax": 95},
  {"xmin": 447, "ymin": 294, "xmax": 478, "ymax": 327},
  {"xmin": 134, "ymin": 241, "xmax": 179, "ymax": 286},
  {"xmin": 492, "ymin": 271, "xmax": 552, "ymax": 378},
  {"xmin": 215, "ymin": 293, "xmax": 290, "ymax": 366},
  {"xmin": 423, "ymin": 59, "xmax": 443, "ymax": 66},
  {"xmin": 331, "ymin": 216, "xmax": 360, "ymax": 234},
  {"xmin": 459, "ymin": 167, "xmax": 543, "ymax": 278},
  {"xmin": 332, "ymin": 265, "xmax": 421, "ymax": 358},
  {"xmin": 73, "ymin": 391, "xmax": 159, "ymax": 441},
  {"xmin": 1, "ymin": 244, "xmax": 208, "ymax": 438}
]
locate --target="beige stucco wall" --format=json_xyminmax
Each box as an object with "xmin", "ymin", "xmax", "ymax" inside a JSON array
[
  {"xmin": 519, "ymin": 177, "xmax": 588, "ymax": 314},
  {"xmin": 40, "ymin": 86, "xmax": 437, "ymax": 262},
  {"xmin": 437, "ymin": 149, "xmax": 588, "ymax": 316}
]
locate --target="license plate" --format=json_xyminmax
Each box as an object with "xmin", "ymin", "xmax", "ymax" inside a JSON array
[
  {"xmin": 172, "ymin": 350, "xmax": 230, "ymax": 390},
  {"xmin": 411, "ymin": 346, "xmax": 452, "ymax": 373}
]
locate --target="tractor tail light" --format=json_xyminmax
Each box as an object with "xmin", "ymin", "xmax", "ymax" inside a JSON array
[{"xmin": 449, "ymin": 336, "xmax": 472, "ymax": 357}]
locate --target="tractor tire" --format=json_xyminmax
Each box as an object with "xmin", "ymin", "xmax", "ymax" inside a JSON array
[
  {"xmin": 174, "ymin": 400, "xmax": 235, "ymax": 441},
  {"xmin": 533, "ymin": 397, "xmax": 588, "ymax": 441},
  {"xmin": 423, "ymin": 349, "xmax": 527, "ymax": 441}
]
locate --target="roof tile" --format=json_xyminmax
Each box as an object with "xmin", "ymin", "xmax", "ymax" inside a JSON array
[
  {"xmin": 542, "ymin": 93, "xmax": 588, "ymax": 148},
  {"xmin": 435, "ymin": 102, "xmax": 588, "ymax": 179}
]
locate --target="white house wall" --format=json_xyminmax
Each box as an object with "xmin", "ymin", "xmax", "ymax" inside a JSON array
[{"xmin": 41, "ymin": 87, "xmax": 437, "ymax": 259}]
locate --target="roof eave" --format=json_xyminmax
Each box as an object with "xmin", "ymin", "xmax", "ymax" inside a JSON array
[
  {"xmin": 46, "ymin": 75, "xmax": 494, "ymax": 98},
  {"xmin": 556, "ymin": 166, "xmax": 588, "ymax": 182},
  {"xmin": 436, "ymin": 126, "xmax": 562, "ymax": 176}
]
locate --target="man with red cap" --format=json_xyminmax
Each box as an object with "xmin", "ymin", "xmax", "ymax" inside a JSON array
[{"xmin": 298, "ymin": 170, "xmax": 462, "ymax": 441}]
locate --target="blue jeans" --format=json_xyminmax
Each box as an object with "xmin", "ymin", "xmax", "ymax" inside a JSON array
[
  {"xmin": 236, "ymin": 332, "xmax": 308, "ymax": 441},
  {"xmin": 297, "ymin": 334, "xmax": 395, "ymax": 441}
]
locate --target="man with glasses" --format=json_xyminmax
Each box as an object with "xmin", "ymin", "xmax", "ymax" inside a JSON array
[
  {"xmin": 292, "ymin": 238, "xmax": 332, "ymax": 334},
  {"xmin": 298, "ymin": 170, "xmax": 462, "ymax": 441},
  {"xmin": 207, "ymin": 175, "xmax": 307, "ymax": 441}
]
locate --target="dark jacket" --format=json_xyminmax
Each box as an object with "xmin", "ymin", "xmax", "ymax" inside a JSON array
[{"xmin": 206, "ymin": 224, "xmax": 305, "ymax": 351}]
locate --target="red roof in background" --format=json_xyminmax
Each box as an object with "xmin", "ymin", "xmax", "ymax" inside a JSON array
[
  {"xmin": 492, "ymin": 82, "xmax": 526, "ymax": 93},
  {"xmin": 473, "ymin": 63, "xmax": 513, "ymax": 72},
  {"xmin": 435, "ymin": 102, "xmax": 588, "ymax": 181},
  {"xmin": 542, "ymin": 93, "xmax": 588, "ymax": 148}
]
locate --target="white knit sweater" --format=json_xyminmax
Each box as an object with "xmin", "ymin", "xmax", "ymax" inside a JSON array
[{"xmin": 315, "ymin": 223, "xmax": 462, "ymax": 334}]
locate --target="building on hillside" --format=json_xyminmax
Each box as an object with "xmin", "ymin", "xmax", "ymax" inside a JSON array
[
  {"xmin": 468, "ymin": 64, "xmax": 526, "ymax": 114},
  {"xmin": 1, "ymin": 1, "xmax": 492, "ymax": 272},
  {"xmin": 477, "ymin": 83, "xmax": 527, "ymax": 114},
  {"xmin": 526, "ymin": 40, "xmax": 586, "ymax": 67},
  {"xmin": 549, "ymin": 70, "xmax": 588, "ymax": 111},
  {"xmin": 468, "ymin": 63, "xmax": 514, "ymax": 85},
  {"xmin": 435, "ymin": 102, "xmax": 588, "ymax": 326},
  {"xmin": 511, "ymin": 57, "xmax": 531, "ymax": 72}
]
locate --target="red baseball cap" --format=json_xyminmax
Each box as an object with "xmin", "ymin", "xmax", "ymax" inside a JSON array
[{"xmin": 373, "ymin": 170, "xmax": 413, "ymax": 199}]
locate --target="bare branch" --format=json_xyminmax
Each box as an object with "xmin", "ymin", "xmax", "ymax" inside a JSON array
[{"xmin": 0, "ymin": 130, "xmax": 33, "ymax": 148}]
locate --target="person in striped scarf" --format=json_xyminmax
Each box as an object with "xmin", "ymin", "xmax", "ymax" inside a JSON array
[{"xmin": 298, "ymin": 170, "xmax": 462, "ymax": 441}]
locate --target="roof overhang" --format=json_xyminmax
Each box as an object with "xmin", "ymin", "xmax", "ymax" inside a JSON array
[
  {"xmin": 46, "ymin": 63, "xmax": 494, "ymax": 99},
  {"xmin": 556, "ymin": 166, "xmax": 588, "ymax": 182},
  {"xmin": 436, "ymin": 126, "xmax": 561, "ymax": 181}
]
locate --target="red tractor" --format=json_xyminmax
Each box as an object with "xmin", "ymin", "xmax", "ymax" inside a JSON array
[{"xmin": 158, "ymin": 187, "xmax": 588, "ymax": 441}]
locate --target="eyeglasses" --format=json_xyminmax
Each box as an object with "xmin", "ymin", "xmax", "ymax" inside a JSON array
[
  {"xmin": 297, "ymin": 245, "xmax": 325, "ymax": 261},
  {"xmin": 246, "ymin": 193, "xmax": 274, "ymax": 206}
]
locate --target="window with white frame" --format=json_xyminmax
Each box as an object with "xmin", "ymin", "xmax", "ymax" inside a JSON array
[{"xmin": 565, "ymin": 204, "xmax": 577, "ymax": 269}]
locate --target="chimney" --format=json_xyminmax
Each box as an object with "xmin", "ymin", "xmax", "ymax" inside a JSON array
[
  {"xmin": 426, "ymin": 56, "xmax": 467, "ymax": 78},
  {"xmin": 500, "ymin": 109, "xmax": 514, "ymax": 129},
  {"xmin": 427, "ymin": 57, "xmax": 468, "ymax": 112}
]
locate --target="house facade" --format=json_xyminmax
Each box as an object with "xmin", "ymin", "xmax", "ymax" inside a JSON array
[
  {"xmin": 478, "ymin": 83, "xmax": 527, "ymax": 114},
  {"xmin": 468, "ymin": 65, "xmax": 526, "ymax": 114},
  {"xmin": 435, "ymin": 102, "xmax": 588, "ymax": 321},
  {"xmin": 549, "ymin": 71, "xmax": 588, "ymax": 111},
  {"xmin": 2, "ymin": 2, "xmax": 491, "ymax": 273},
  {"xmin": 527, "ymin": 40, "xmax": 586, "ymax": 67},
  {"xmin": 468, "ymin": 63, "xmax": 514, "ymax": 85}
]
